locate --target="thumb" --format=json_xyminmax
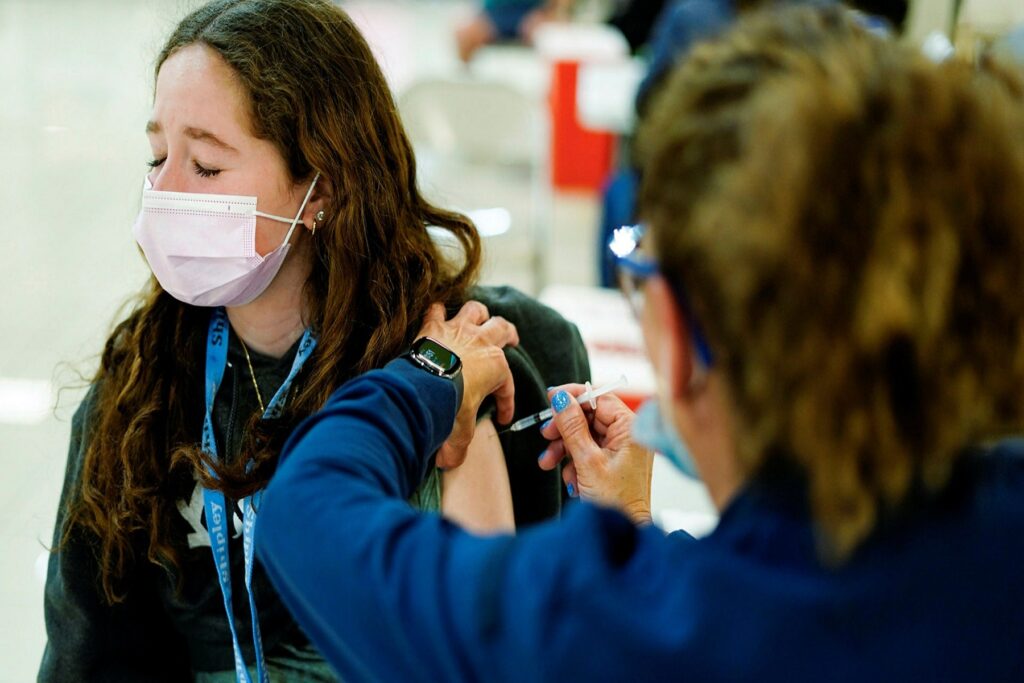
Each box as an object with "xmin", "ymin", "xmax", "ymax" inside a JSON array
[{"xmin": 549, "ymin": 390, "xmax": 601, "ymax": 465}]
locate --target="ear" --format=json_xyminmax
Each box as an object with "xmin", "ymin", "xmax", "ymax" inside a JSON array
[
  {"xmin": 642, "ymin": 276, "xmax": 696, "ymax": 402},
  {"xmin": 299, "ymin": 175, "xmax": 332, "ymax": 232}
]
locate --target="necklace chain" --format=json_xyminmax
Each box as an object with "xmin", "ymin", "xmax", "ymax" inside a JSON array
[{"xmin": 239, "ymin": 339, "xmax": 267, "ymax": 415}]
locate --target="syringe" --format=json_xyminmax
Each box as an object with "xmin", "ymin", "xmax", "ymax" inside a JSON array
[{"xmin": 499, "ymin": 375, "xmax": 629, "ymax": 434}]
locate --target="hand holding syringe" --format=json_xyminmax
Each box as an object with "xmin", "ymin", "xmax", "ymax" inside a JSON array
[{"xmin": 498, "ymin": 375, "xmax": 629, "ymax": 434}]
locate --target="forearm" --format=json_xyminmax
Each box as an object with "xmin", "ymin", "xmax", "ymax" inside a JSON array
[
  {"xmin": 256, "ymin": 360, "xmax": 471, "ymax": 679},
  {"xmin": 257, "ymin": 360, "xmax": 551, "ymax": 681},
  {"xmin": 256, "ymin": 359, "xmax": 675, "ymax": 683}
]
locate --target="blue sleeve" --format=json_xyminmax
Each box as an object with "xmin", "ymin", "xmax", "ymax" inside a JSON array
[{"xmin": 256, "ymin": 359, "xmax": 691, "ymax": 683}]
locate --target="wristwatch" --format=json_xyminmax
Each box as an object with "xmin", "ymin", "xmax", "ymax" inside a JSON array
[{"xmin": 405, "ymin": 337, "xmax": 464, "ymax": 412}]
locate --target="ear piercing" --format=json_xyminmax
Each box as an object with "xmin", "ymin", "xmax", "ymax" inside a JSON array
[{"xmin": 312, "ymin": 209, "xmax": 326, "ymax": 235}]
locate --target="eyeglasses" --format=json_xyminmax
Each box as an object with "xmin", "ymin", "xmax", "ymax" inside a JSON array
[
  {"xmin": 609, "ymin": 224, "xmax": 657, "ymax": 320},
  {"xmin": 608, "ymin": 224, "xmax": 715, "ymax": 370}
]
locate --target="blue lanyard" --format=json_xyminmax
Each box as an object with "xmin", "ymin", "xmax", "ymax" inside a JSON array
[{"xmin": 202, "ymin": 308, "xmax": 316, "ymax": 683}]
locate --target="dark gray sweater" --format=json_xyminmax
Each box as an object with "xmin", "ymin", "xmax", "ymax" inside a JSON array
[{"xmin": 39, "ymin": 286, "xmax": 589, "ymax": 681}]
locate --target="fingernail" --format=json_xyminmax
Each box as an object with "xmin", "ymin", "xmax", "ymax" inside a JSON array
[
  {"xmin": 546, "ymin": 386, "xmax": 554, "ymax": 392},
  {"xmin": 538, "ymin": 450, "xmax": 546, "ymax": 461},
  {"xmin": 541, "ymin": 419, "xmax": 552, "ymax": 430},
  {"xmin": 551, "ymin": 391, "xmax": 570, "ymax": 413},
  {"xmin": 567, "ymin": 483, "xmax": 576, "ymax": 497}
]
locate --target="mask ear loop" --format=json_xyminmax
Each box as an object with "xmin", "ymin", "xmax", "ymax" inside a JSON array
[
  {"xmin": 254, "ymin": 172, "xmax": 321, "ymax": 248},
  {"xmin": 282, "ymin": 172, "xmax": 320, "ymax": 247}
]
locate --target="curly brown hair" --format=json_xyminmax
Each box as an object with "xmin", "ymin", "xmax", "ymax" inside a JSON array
[
  {"xmin": 65, "ymin": 0, "xmax": 481, "ymax": 603},
  {"xmin": 638, "ymin": 6, "xmax": 1024, "ymax": 561}
]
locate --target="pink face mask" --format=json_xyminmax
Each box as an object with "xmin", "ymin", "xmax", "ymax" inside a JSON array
[{"xmin": 132, "ymin": 173, "xmax": 320, "ymax": 307}]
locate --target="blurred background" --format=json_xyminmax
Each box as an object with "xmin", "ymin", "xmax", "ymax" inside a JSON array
[{"xmin": 1, "ymin": 0, "xmax": 1022, "ymax": 678}]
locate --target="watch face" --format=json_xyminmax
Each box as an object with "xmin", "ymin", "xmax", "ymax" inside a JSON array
[{"xmin": 415, "ymin": 338, "xmax": 459, "ymax": 374}]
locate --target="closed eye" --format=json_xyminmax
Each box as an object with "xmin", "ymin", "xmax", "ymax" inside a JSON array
[{"xmin": 193, "ymin": 160, "xmax": 221, "ymax": 178}]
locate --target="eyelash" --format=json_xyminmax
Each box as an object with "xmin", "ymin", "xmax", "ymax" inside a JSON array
[
  {"xmin": 193, "ymin": 161, "xmax": 221, "ymax": 178},
  {"xmin": 145, "ymin": 157, "xmax": 221, "ymax": 178}
]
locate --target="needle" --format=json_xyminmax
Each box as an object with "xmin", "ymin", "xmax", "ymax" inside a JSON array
[{"xmin": 498, "ymin": 375, "xmax": 628, "ymax": 434}]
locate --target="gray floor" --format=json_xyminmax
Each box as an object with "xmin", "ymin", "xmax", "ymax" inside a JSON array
[{"xmin": 0, "ymin": 1, "xmax": 710, "ymax": 679}]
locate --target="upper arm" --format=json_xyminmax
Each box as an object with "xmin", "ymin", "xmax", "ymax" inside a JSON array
[
  {"xmin": 466, "ymin": 286, "xmax": 593, "ymax": 524},
  {"xmin": 441, "ymin": 418, "xmax": 515, "ymax": 534}
]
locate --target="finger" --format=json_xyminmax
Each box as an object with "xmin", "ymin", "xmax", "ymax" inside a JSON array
[
  {"xmin": 537, "ymin": 438, "xmax": 565, "ymax": 471},
  {"xmin": 548, "ymin": 390, "xmax": 602, "ymax": 466},
  {"xmin": 592, "ymin": 392, "xmax": 631, "ymax": 427},
  {"xmin": 454, "ymin": 300, "xmax": 489, "ymax": 325},
  {"xmin": 590, "ymin": 394, "xmax": 628, "ymax": 438},
  {"xmin": 492, "ymin": 361, "xmax": 516, "ymax": 425},
  {"xmin": 559, "ymin": 389, "xmax": 631, "ymax": 439},
  {"xmin": 479, "ymin": 316, "xmax": 520, "ymax": 348},
  {"xmin": 435, "ymin": 438, "xmax": 468, "ymax": 471},
  {"xmin": 546, "ymin": 383, "xmax": 608, "ymax": 424},
  {"xmin": 547, "ymin": 383, "xmax": 588, "ymax": 399},
  {"xmin": 539, "ymin": 414, "xmax": 560, "ymax": 441},
  {"xmin": 561, "ymin": 459, "xmax": 579, "ymax": 498},
  {"xmin": 436, "ymin": 412, "xmax": 475, "ymax": 470},
  {"xmin": 547, "ymin": 383, "xmax": 627, "ymax": 412}
]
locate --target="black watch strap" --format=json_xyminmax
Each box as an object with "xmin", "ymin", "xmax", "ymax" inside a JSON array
[
  {"xmin": 451, "ymin": 371, "xmax": 464, "ymax": 416},
  {"xmin": 406, "ymin": 337, "xmax": 464, "ymax": 413}
]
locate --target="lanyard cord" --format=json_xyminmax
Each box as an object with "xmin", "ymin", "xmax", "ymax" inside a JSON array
[{"xmin": 202, "ymin": 307, "xmax": 317, "ymax": 683}]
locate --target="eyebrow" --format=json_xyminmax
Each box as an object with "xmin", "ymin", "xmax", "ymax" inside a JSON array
[{"xmin": 145, "ymin": 120, "xmax": 239, "ymax": 153}]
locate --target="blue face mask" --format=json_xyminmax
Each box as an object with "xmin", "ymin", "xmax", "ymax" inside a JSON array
[{"xmin": 632, "ymin": 399, "xmax": 700, "ymax": 480}]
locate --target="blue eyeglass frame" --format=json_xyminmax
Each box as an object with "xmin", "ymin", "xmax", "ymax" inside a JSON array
[{"xmin": 609, "ymin": 224, "xmax": 715, "ymax": 369}]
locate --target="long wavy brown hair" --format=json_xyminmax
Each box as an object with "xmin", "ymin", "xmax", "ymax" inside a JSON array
[
  {"xmin": 638, "ymin": 7, "xmax": 1024, "ymax": 561},
  {"xmin": 64, "ymin": 0, "xmax": 481, "ymax": 603}
]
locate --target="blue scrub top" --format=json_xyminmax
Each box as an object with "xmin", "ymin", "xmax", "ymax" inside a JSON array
[{"xmin": 257, "ymin": 360, "xmax": 1024, "ymax": 682}]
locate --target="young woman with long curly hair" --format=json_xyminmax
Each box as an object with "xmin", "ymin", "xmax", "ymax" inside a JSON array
[{"xmin": 39, "ymin": 1, "xmax": 588, "ymax": 680}]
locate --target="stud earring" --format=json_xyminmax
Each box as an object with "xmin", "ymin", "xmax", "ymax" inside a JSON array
[{"xmin": 312, "ymin": 210, "xmax": 326, "ymax": 236}]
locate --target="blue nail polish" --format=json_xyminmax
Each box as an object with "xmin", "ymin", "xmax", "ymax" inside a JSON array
[
  {"xmin": 541, "ymin": 419, "xmax": 552, "ymax": 430},
  {"xmin": 567, "ymin": 483, "xmax": 576, "ymax": 497},
  {"xmin": 551, "ymin": 391, "xmax": 570, "ymax": 413},
  {"xmin": 538, "ymin": 451, "xmax": 546, "ymax": 461}
]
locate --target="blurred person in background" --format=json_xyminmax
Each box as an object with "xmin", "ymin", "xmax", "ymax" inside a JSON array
[
  {"xmin": 847, "ymin": 0, "xmax": 908, "ymax": 31},
  {"xmin": 255, "ymin": 6, "xmax": 1024, "ymax": 681},
  {"xmin": 604, "ymin": 0, "xmax": 905, "ymax": 56},
  {"xmin": 39, "ymin": 0, "xmax": 587, "ymax": 680},
  {"xmin": 599, "ymin": 0, "xmax": 901, "ymax": 286},
  {"xmin": 455, "ymin": 0, "xmax": 575, "ymax": 63},
  {"xmin": 637, "ymin": 0, "xmax": 837, "ymax": 114},
  {"xmin": 602, "ymin": 0, "xmax": 834, "ymax": 287},
  {"xmin": 606, "ymin": 0, "xmax": 671, "ymax": 52}
]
